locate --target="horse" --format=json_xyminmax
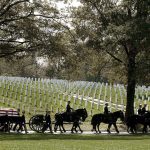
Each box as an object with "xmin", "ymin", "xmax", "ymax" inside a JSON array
[
  {"xmin": 0, "ymin": 115, "xmax": 25, "ymax": 132},
  {"xmin": 54, "ymin": 108, "xmax": 88, "ymax": 133},
  {"xmin": 91, "ymin": 110, "xmax": 124, "ymax": 133},
  {"xmin": 126, "ymin": 112, "xmax": 150, "ymax": 133}
]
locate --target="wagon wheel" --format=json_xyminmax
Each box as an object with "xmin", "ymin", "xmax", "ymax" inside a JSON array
[
  {"xmin": 29, "ymin": 115, "xmax": 45, "ymax": 133},
  {"xmin": 8, "ymin": 117, "xmax": 14, "ymax": 131}
]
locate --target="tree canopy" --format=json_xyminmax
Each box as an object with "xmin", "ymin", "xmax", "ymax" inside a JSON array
[
  {"xmin": 70, "ymin": 0, "xmax": 150, "ymax": 117},
  {"xmin": 0, "ymin": 0, "xmax": 67, "ymax": 58}
]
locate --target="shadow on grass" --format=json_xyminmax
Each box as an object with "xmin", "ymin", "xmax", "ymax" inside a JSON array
[{"xmin": 0, "ymin": 133, "xmax": 150, "ymax": 141}]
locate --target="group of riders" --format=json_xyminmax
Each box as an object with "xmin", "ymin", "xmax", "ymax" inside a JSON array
[
  {"xmin": 0, "ymin": 101, "xmax": 149, "ymax": 134},
  {"xmin": 104, "ymin": 102, "xmax": 148, "ymax": 116}
]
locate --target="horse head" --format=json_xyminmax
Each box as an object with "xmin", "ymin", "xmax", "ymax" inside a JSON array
[
  {"xmin": 118, "ymin": 110, "xmax": 125, "ymax": 122},
  {"xmin": 82, "ymin": 108, "xmax": 88, "ymax": 121},
  {"xmin": 76, "ymin": 108, "xmax": 88, "ymax": 122},
  {"xmin": 113, "ymin": 110, "xmax": 125, "ymax": 122}
]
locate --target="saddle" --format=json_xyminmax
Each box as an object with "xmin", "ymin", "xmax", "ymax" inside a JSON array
[
  {"xmin": 103, "ymin": 113, "xmax": 113, "ymax": 123},
  {"xmin": 63, "ymin": 112, "xmax": 74, "ymax": 122}
]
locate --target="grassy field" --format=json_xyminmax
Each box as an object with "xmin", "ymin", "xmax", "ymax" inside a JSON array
[{"xmin": 0, "ymin": 133, "xmax": 150, "ymax": 150}]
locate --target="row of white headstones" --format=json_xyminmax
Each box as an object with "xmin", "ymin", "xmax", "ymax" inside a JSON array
[{"xmin": 0, "ymin": 76, "xmax": 149, "ymax": 115}]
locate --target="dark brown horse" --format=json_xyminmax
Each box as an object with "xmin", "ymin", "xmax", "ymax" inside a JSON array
[
  {"xmin": 54, "ymin": 108, "xmax": 88, "ymax": 133},
  {"xmin": 126, "ymin": 112, "xmax": 150, "ymax": 133},
  {"xmin": 91, "ymin": 110, "xmax": 124, "ymax": 133}
]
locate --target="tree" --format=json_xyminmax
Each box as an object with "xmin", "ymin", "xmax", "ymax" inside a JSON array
[
  {"xmin": 0, "ymin": 0, "xmax": 66, "ymax": 58},
  {"xmin": 71, "ymin": 0, "xmax": 150, "ymax": 118}
]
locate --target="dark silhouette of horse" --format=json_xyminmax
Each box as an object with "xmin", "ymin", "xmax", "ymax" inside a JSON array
[
  {"xmin": 0, "ymin": 115, "xmax": 25, "ymax": 132},
  {"xmin": 91, "ymin": 110, "xmax": 124, "ymax": 133},
  {"xmin": 54, "ymin": 108, "xmax": 88, "ymax": 133},
  {"xmin": 126, "ymin": 112, "xmax": 150, "ymax": 133}
]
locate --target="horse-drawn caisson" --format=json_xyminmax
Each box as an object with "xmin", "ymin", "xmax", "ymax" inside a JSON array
[
  {"xmin": 1, "ymin": 106, "xmax": 150, "ymax": 134},
  {"xmin": 0, "ymin": 108, "xmax": 88, "ymax": 133}
]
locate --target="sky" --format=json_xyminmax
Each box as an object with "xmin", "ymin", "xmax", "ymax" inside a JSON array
[{"xmin": 56, "ymin": 0, "xmax": 81, "ymax": 9}]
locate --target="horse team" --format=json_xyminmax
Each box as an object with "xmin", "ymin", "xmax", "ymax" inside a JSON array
[{"xmin": 0, "ymin": 102, "xmax": 150, "ymax": 134}]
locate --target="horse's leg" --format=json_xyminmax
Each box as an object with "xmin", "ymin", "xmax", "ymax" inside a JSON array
[
  {"xmin": 77, "ymin": 123, "xmax": 83, "ymax": 133},
  {"xmin": 127, "ymin": 125, "xmax": 130, "ymax": 133},
  {"xmin": 143, "ymin": 124, "xmax": 148, "ymax": 133},
  {"xmin": 107, "ymin": 124, "xmax": 112, "ymax": 133},
  {"xmin": 130, "ymin": 126, "xmax": 134, "ymax": 134},
  {"xmin": 73, "ymin": 121, "xmax": 78, "ymax": 133},
  {"xmin": 59, "ymin": 125, "xmax": 63, "ymax": 133},
  {"xmin": 91, "ymin": 124, "xmax": 96, "ymax": 132},
  {"xmin": 71, "ymin": 124, "xmax": 74, "ymax": 133},
  {"xmin": 130, "ymin": 125, "xmax": 136, "ymax": 134},
  {"xmin": 54, "ymin": 123, "xmax": 58, "ymax": 132},
  {"xmin": 74, "ymin": 124, "xmax": 78, "ymax": 133},
  {"xmin": 97, "ymin": 123, "xmax": 101, "ymax": 133},
  {"xmin": 113, "ymin": 123, "xmax": 119, "ymax": 133},
  {"xmin": 61, "ymin": 123, "xmax": 66, "ymax": 132},
  {"xmin": 134, "ymin": 125, "xmax": 137, "ymax": 133},
  {"xmin": 94, "ymin": 123, "xmax": 98, "ymax": 133}
]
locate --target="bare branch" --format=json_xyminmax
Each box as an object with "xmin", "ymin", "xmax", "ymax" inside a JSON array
[
  {"xmin": 0, "ymin": 8, "xmax": 33, "ymax": 25},
  {"xmin": 0, "ymin": 0, "xmax": 29, "ymax": 17},
  {"xmin": 106, "ymin": 50, "xmax": 125, "ymax": 65}
]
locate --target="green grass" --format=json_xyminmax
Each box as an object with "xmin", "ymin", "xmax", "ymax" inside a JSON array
[{"xmin": 0, "ymin": 133, "xmax": 150, "ymax": 150}]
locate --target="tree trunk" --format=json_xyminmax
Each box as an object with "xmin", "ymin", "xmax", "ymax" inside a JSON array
[{"xmin": 125, "ymin": 52, "xmax": 136, "ymax": 119}]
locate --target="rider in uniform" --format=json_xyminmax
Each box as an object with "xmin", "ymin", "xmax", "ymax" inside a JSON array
[
  {"xmin": 104, "ymin": 103, "xmax": 109, "ymax": 115},
  {"xmin": 137, "ymin": 104, "xmax": 142, "ymax": 115},
  {"xmin": 141, "ymin": 104, "xmax": 147, "ymax": 115},
  {"xmin": 104, "ymin": 103, "xmax": 111, "ymax": 122},
  {"xmin": 66, "ymin": 101, "xmax": 72, "ymax": 113},
  {"xmin": 66, "ymin": 101, "xmax": 73, "ymax": 121}
]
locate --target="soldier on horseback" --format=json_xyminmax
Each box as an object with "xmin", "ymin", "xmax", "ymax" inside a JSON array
[
  {"xmin": 66, "ymin": 101, "xmax": 73, "ymax": 113},
  {"xmin": 141, "ymin": 104, "xmax": 147, "ymax": 115},
  {"xmin": 137, "ymin": 104, "xmax": 142, "ymax": 115},
  {"xmin": 104, "ymin": 103, "xmax": 110, "ymax": 115}
]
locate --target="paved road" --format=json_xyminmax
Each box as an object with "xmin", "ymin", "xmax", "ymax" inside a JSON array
[{"xmin": 12, "ymin": 130, "xmax": 130, "ymax": 135}]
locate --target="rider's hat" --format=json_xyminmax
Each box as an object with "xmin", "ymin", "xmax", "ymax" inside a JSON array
[
  {"xmin": 22, "ymin": 110, "xmax": 25, "ymax": 114},
  {"xmin": 105, "ymin": 102, "xmax": 108, "ymax": 106}
]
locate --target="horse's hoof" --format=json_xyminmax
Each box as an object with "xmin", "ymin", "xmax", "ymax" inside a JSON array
[
  {"xmin": 81, "ymin": 130, "xmax": 83, "ymax": 133},
  {"xmin": 107, "ymin": 129, "xmax": 110, "ymax": 134},
  {"xmin": 71, "ymin": 130, "xmax": 74, "ymax": 133},
  {"xmin": 99, "ymin": 131, "xmax": 101, "ymax": 134}
]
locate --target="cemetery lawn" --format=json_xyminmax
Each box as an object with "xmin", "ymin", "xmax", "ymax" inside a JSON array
[{"xmin": 0, "ymin": 134, "xmax": 150, "ymax": 150}]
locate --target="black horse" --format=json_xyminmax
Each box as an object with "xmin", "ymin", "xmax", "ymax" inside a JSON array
[
  {"xmin": 91, "ymin": 110, "xmax": 124, "ymax": 133},
  {"xmin": 54, "ymin": 108, "xmax": 88, "ymax": 133},
  {"xmin": 0, "ymin": 115, "xmax": 27, "ymax": 133},
  {"xmin": 126, "ymin": 112, "xmax": 150, "ymax": 133}
]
